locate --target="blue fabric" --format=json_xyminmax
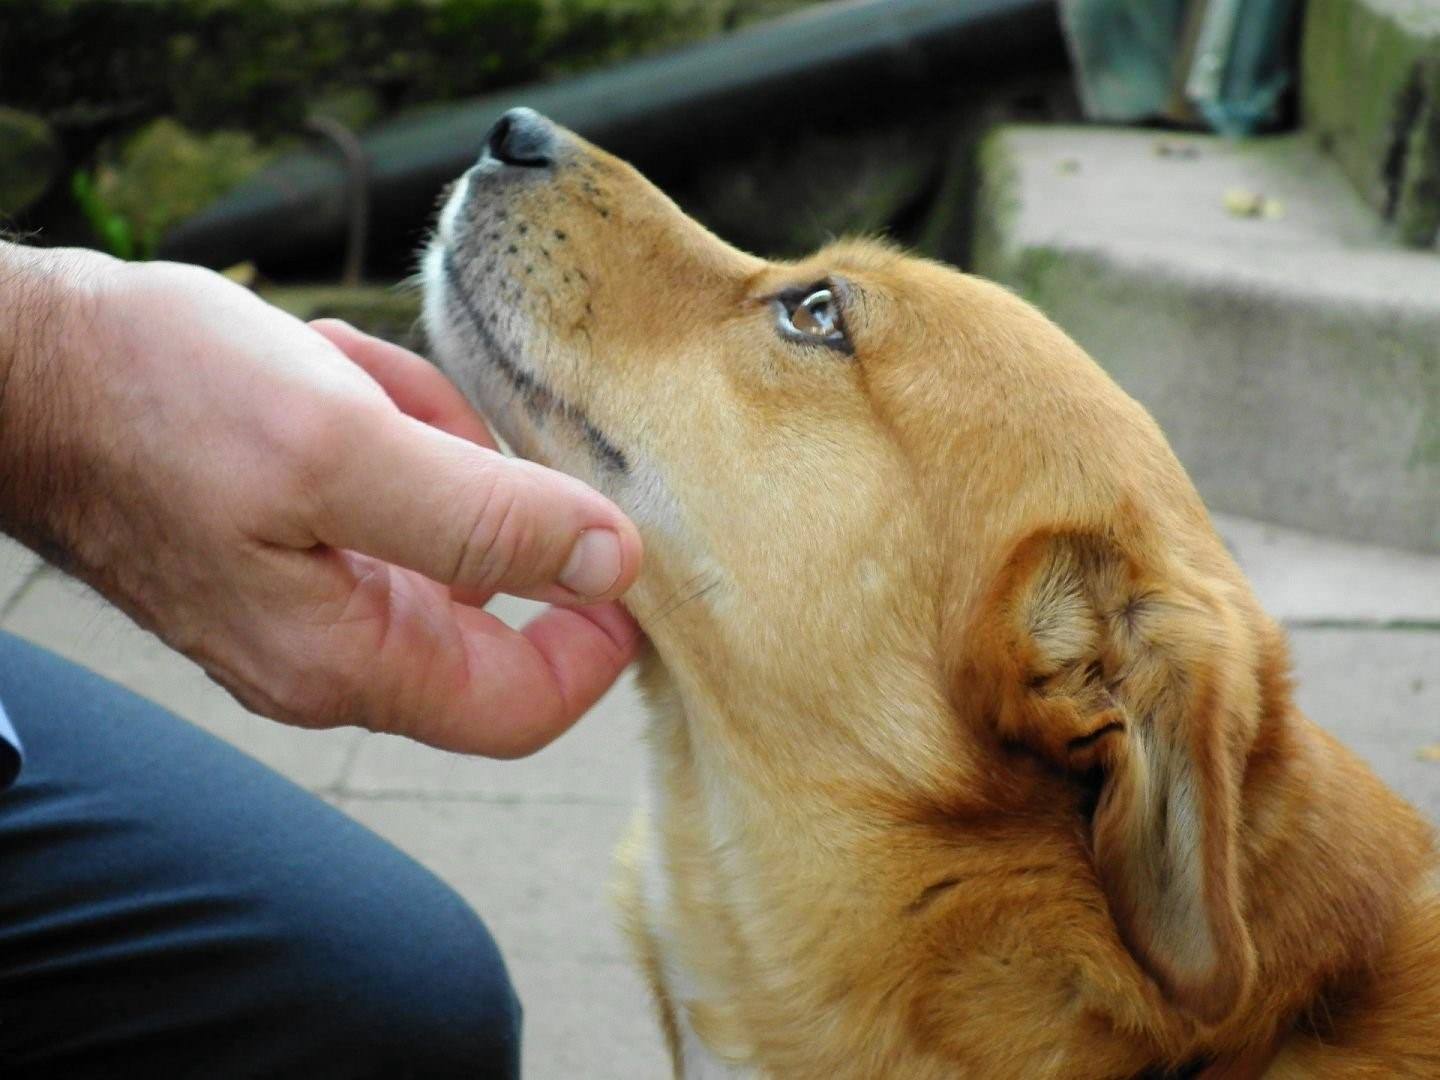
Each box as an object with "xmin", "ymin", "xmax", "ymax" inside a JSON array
[
  {"xmin": 0, "ymin": 694, "xmax": 19, "ymax": 790},
  {"xmin": 0, "ymin": 631, "xmax": 521, "ymax": 1078}
]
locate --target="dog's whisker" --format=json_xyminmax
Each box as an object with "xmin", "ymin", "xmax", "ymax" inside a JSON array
[
  {"xmin": 629, "ymin": 571, "xmax": 714, "ymax": 628},
  {"xmin": 611, "ymin": 574, "xmax": 720, "ymax": 656},
  {"xmin": 612, "ymin": 570, "xmax": 721, "ymax": 652},
  {"xmin": 651, "ymin": 577, "xmax": 719, "ymax": 627}
]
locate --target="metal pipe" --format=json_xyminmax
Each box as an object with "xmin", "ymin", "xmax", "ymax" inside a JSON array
[
  {"xmin": 303, "ymin": 115, "xmax": 369, "ymax": 285},
  {"xmin": 161, "ymin": 0, "xmax": 1063, "ymax": 270}
]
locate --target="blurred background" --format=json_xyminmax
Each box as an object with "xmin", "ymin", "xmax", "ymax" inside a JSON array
[{"xmin": 2, "ymin": 2, "xmax": 1437, "ymax": 1076}]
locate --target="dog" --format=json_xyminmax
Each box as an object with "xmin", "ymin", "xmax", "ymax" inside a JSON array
[{"xmin": 423, "ymin": 108, "xmax": 1440, "ymax": 1078}]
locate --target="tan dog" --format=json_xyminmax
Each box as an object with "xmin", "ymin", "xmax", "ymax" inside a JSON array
[{"xmin": 423, "ymin": 109, "xmax": 1440, "ymax": 1078}]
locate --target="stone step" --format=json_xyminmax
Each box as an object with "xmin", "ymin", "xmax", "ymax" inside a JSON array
[{"xmin": 973, "ymin": 124, "xmax": 1440, "ymax": 553}]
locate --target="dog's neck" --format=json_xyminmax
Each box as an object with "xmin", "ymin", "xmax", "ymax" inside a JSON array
[{"xmin": 634, "ymin": 631, "xmax": 978, "ymax": 826}]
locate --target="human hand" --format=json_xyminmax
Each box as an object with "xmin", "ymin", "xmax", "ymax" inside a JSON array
[{"xmin": 0, "ymin": 246, "xmax": 643, "ymax": 756}]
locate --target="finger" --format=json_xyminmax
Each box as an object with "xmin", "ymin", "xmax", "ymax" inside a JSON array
[
  {"xmin": 428, "ymin": 601, "xmax": 643, "ymax": 756},
  {"xmin": 253, "ymin": 552, "xmax": 641, "ymax": 756},
  {"xmin": 310, "ymin": 318, "xmax": 498, "ymax": 449},
  {"xmin": 304, "ymin": 410, "xmax": 642, "ymax": 603}
]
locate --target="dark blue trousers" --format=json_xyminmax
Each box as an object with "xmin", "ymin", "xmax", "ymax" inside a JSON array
[{"xmin": 0, "ymin": 631, "xmax": 521, "ymax": 1078}]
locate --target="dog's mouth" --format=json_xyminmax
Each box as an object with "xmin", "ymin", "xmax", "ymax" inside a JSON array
[{"xmin": 425, "ymin": 175, "xmax": 631, "ymax": 479}]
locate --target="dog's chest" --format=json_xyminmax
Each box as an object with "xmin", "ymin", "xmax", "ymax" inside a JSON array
[
  {"xmin": 631, "ymin": 707, "xmax": 915, "ymax": 1076},
  {"xmin": 629, "ymin": 688, "xmax": 814, "ymax": 1070},
  {"xmin": 636, "ymin": 820, "xmax": 759, "ymax": 1077}
]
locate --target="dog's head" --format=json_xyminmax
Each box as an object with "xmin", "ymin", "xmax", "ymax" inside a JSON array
[{"xmin": 424, "ymin": 110, "xmax": 1427, "ymax": 1039}]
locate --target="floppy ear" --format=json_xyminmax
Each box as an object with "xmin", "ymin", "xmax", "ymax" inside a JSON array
[{"xmin": 974, "ymin": 530, "xmax": 1255, "ymax": 1024}]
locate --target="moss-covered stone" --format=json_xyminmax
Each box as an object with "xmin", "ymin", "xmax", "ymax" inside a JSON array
[
  {"xmin": 969, "ymin": 126, "xmax": 1023, "ymax": 277},
  {"xmin": 971, "ymin": 123, "xmax": 1440, "ymax": 550},
  {"xmin": 3, "ymin": 0, "xmax": 823, "ymax": 142},
  {"xmin": 1302, "ymin": 0, "xmax": 1440, "ymax": 247},
  {"xmin": 0, "ymin": 108, "xmax": 60, "ymax": 215}
]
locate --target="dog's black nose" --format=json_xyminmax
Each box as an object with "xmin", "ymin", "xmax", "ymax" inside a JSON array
[{"xmin": 484, "ymin": 108, "xmax": 555, "ymax": 168}]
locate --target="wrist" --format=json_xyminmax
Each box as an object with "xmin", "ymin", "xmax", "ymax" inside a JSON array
[{"xmin": 0, "ymin": 242, "xmax": 118, "ymax": 563}]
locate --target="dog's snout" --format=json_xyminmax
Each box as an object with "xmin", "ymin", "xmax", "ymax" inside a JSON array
[{"xmin": 484, "ymin": 107, "xmax": 555, "ymax": 168}]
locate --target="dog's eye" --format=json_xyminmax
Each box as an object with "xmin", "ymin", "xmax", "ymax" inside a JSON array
[
  {"xmin": 790, "ymin": 289, "xmax": 837, "ymax": 336},
  {"xmin": 775, "ymin": 286, "xmax": 850, "ymax": 353}
]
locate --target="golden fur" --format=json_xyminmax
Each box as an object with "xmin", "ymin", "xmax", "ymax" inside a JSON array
[{"xmin": 424, "ymin": 116, "xmax": 1440, "ymax": 1078}]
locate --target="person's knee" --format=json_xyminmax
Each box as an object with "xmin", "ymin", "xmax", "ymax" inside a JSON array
[
  {"xmin": 256, "ymin": 822, "xmax": 522, "ymax": 1078},
  {"xmin": 317, "ymin": 871, "xmax": 523, "ymax": 1077},
  {"xmin": 396, "ymin": 894, "xmax": 524, "ymax": 1076}
]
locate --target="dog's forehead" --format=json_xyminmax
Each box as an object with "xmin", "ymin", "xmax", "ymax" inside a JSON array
[{"xmin": 760, "ymin": 238, "xmax": 911, "ymax": 289}]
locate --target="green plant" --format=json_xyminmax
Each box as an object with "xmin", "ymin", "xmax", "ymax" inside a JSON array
[{"xmin": 71, "ymin": 168, "xmax": 139, "ymax": 259}]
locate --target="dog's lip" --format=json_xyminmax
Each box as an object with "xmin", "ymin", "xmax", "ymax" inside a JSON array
[
  {"xmin": 438, "ymin": 247, "xmax": 536, "ymax": 389},
  {"xmin": 437, "ymin": 247, "xmax": 630, "ymax": 475}
]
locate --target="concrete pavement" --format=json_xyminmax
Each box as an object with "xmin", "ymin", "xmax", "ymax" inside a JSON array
[{"xmin": 1, "ymin": 517, "xmax": 1436, "ymax": 1077}]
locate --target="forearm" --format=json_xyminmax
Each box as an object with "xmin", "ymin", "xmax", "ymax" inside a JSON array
[{"xmin": 0, "ymin": 241, "xmax": 112, "ymax": 567}]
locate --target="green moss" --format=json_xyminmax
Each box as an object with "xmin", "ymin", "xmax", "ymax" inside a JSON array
[
  {"xmin": 1009, "ymin": 246, "xmax": 1074, "ymax": 308},
  {"xmin": 1393, "ymin": 59, "xmax": 1440, "ymax": 246},
  {"xmin": 1408, "ymin": 348, "xmax": 1440, "ymax": 469}
]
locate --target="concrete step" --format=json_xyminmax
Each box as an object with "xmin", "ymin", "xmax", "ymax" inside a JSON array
[{"xmin": 973, "ymin": 124, "xmax": 1440, "ymax": 553}]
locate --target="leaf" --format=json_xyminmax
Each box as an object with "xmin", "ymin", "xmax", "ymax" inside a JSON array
[{"xmin": 70, "ymin": 169, "xmax": 134, "ymax": 260}]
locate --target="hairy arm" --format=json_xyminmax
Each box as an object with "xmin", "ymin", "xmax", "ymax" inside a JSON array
[
  {"xmin": 0, "ymin": 242, "xmax": 644, "ymax": 756},
  {"xmin": 0, "ymin": 244, "xmax": 106, "ymax": 566}
]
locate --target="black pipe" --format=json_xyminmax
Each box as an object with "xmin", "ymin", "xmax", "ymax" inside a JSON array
[{"xmin": 161, "ymin": 0, "xmax": 1064, "ymax": 271}]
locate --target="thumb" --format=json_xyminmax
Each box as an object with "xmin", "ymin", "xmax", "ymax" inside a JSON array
[{"xmin": 303, "ymin": 407, "xmax": 641, "ymax": 603}]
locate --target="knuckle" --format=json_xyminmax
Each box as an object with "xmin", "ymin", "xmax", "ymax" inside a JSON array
[
  {"xmin": 273, "ymin": 401, "xmax": 381, "ymax": 521},
  {"xmin": 276, "ymin": 663, "xmax": 365, "ymax": 731},
  {"xmin": 283, "ymin": 402, "xmax": 355, "ymax": 482},
  {"xmin": 197, "ymin": 645, "xmax": 357, "ymax": 732},
  {"xmin": 450, "ymin": 470, "xmax": 531, "ymax": 588}
]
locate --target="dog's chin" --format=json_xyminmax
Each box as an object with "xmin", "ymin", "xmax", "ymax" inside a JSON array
[{"xmin": 421, "ymin": 241, "xmax": 536, "ymax": 459}]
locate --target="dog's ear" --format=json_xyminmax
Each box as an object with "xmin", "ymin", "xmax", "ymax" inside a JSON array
[{"xmin": 972, "ymin": 529, "xmax": 1255, "ymax": 1024}]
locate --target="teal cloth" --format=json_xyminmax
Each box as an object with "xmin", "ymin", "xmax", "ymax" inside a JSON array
[{"xmin": 1060, "ymin": 0, "xmax": 1301, "ymax": 136}]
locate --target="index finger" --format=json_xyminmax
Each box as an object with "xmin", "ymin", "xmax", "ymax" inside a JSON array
[
  {"xmin": 432, "ymin": 601, "xmax": 643, "ymax": 756},
  {"xmin": 307, "ymin": 551, "xmax": 641, "ymax": 755},
  {"xmin": 311, "ymin": 318, "xmax": 497, "ymax": 449}
]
